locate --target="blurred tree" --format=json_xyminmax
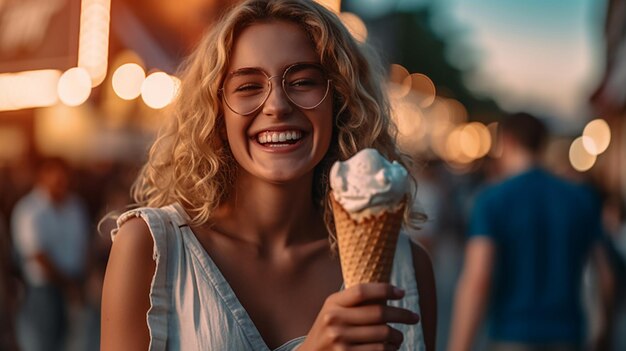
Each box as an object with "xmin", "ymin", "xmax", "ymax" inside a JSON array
[{"xmin": 344, "ymin": 2, "xmax": 504, "ymax": 123}]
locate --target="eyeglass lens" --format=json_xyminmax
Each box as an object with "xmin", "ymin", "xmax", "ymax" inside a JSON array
[{"xmin": 222, "ymin": 64, "xmax": 329, "ymax": 115}]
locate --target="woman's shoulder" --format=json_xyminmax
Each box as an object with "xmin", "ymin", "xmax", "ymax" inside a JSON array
[
  {"xmin": 109, "ymin": 216, "xmax": 155, "ymax": 276},
  {"xmin": 101, "ymin": 216, "xmax": 155, "ymax": 350},
  {"xmin": 112, "ymin": 204, "xmax": 187, "ymax": 242}
]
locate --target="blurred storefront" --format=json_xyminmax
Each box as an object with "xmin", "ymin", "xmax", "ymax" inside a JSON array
[{"xmin": 0, "ymin": 0, "xmax": 239, "ymax": 167}]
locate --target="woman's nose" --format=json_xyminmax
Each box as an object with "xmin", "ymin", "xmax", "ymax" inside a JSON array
[{"xmin": 261, "ymin": 78, "xmax": 293, "ymax": 118}]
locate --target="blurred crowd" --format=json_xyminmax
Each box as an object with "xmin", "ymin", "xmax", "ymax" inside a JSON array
[
  {"xmin": 0, "ymin": 158, "xmax": 138, "ymax": 350},
  {"xmin": 0, "ymin": 113, "xmax": 624, "ymax": 351}
]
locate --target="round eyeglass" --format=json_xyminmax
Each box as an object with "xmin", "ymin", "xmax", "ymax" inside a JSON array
[{"xmin": 220, "ymin": 63, "xmax": 331, "ymax": 116}]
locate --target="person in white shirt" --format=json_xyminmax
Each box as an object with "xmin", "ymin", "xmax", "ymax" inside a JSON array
[{"xmin": 11, "ymin": 157, "xmax": 89, "ymax": 351}]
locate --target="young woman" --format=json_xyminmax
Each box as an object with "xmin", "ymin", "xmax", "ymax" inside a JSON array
[{"xmin": 101, "ymin": 0, "xmax": 436, "ymax": 350}]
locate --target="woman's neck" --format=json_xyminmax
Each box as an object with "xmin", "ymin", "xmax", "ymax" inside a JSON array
[{"xmin": 212, "ymin": 171, "xmax": 327, "ymax": 249}]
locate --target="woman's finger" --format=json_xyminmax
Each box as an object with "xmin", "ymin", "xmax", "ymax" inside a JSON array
[
  {"xmin": 331, "ymin": 283, "xmax": 405, "ymax": 307},
  {"xmin": 347, "ymin": 343, "xmax": 399, "ymax": 351},
  {"xmin": 339, "ymin": 325, "xmax": 404, "ymax": 347},
  {"xmin": 336, "ymin": 304, "xmax": 419, "ymax": 326}
]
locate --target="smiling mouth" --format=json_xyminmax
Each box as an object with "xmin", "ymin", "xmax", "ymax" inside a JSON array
[{"xmin": 256, "ymin": 130, "xmax": 304, "ymax": 147}]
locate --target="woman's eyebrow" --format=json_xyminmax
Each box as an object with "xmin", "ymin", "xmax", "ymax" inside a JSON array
[
  {"xmin": 228, "ymin": 62, "xmax": 322, "ymax": 76},
  {"xmin": 229, "ymin": 67, "xmax": 266, "ymax": 76}
]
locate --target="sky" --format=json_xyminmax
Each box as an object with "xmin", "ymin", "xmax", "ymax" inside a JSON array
[{"xmin": 348, "ymin": 0, "xmax": 607, "ymax": 133}]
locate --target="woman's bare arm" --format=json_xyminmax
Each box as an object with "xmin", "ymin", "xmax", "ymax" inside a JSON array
[
  {"xmin": 411, "ymin": 240, "xmax": 437, "ymax": 351},
  {"xmin": 101, "ymin": 217, "xmax": 155, "ymax": 351}
]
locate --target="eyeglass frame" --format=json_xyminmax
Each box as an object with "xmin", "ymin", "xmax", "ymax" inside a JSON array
[{"xmin": 218, "ymin": 62, "xmax": 332, "ymax": 116}]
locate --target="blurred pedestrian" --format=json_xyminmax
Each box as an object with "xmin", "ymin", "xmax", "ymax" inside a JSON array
[
  {"xmin": 11, "ymin": 157, "xmax": 90, "ymax": 351},
  {"xmin": 447, "ymin": 113, "xmax": 614, "ymax": 351}
]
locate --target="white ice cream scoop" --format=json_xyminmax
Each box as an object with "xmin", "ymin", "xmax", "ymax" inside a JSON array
[{"xmin": 330, "ymin": 148, "xmax": 409, "ymax": 213}]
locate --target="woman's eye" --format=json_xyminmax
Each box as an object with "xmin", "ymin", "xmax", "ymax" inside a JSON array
[
  {"xmin": 290, "ymin": 79, "xmax": 317, "ymax": 88},
  {"xmin": 235, "ymin": 83, "xmax": 264, "ymax": 93}
]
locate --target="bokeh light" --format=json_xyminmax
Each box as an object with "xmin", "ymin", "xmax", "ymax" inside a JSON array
[
  {"xmin": 446, "ymin": 98, "xmax": 468, "ymax": 124},
  {"xmin": 393, "ymin": 101, "xmax": 427, "ymax": 156},
  {"xmin": 57, "ymin": 67, "xmax": 92, "ymax": 106},
  {"xmin": 428, "ymin": 98, "xmax": 456, "ymax": 158},
  {"xmin": 409, "ymin": 73, "xmax": 436, "ymax": 108},
  {"xmin": 314, "ymin": 0, "xmax": 341, "ymax": 13},
  {"xmin": 569, "ymin": 137, "xmax": 597, "ymax": 172},
  {"xmin": 445, "ymin": 127, "xmax": 473, "ymax": 165},
  {"xmin": 582, "ymin": 118, "xmax": 611, "ymax": 155},
  {"xmin": 464, "ymin": 122, "xmax": 491, "ymax": 158},
  {"xmin": 78, "ymin": 0, "xmax": 111, "ymax": 87},
  {"xmin": 141, "ymin": 72, "xmax": 178, "ymax": 109},
  {"xmin": 458, "ymin": 124, "xmax": 481, "ymax": 159},
  {"xmin": 0, "ymin": 70, "xmax": 60, "ymax": 111},
  {"xmin": 387, "ymin": 64, "xmax": 411, "ymax": 99},
  {"xmin": 340, "ymin": 12, "xmax": 368, "ymax": 43},
  {"xmin": 112, "ymin": 63, "xmax": 146, "ymax": 100}
]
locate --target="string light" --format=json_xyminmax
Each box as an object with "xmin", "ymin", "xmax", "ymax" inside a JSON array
[
  {"xmin": 57, "ymin": 67, "xmax": 92, "ymax": 106},
  {"xmin": 78, "ymin": 0, "xmax": 111, "ymax": 87},
  {"xmin": 582, "ymin": 119, "xmax": 611, "ymax": 155},
  {"xmin": 112, "ymin": 63, "xmax": 145, "ymax": 100},
  {"xmin": 569, "ymin": 137, "xmax": 596, "ymax": 172},
  {"xmin": 0, "ymin": 70, "xmax": 60, "ymax": 111},
  {"xmin": 141, "ymin": 72, "xmax": 178, "ymax": 109}
]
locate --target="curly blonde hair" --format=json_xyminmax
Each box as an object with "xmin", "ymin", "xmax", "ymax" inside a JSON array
[{"xmin": 132, "ymin": 0, "xmax": 425, "ymax": 242}]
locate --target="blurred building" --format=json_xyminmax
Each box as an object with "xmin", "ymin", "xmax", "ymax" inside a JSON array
[{"xmin": 0, "ymin": 0, "xmax": 239, "ymax": 168}]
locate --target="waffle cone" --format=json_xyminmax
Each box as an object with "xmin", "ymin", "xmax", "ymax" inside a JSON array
[{"xmin": 331, "ymin": 196, "xmax": 405, "ymax": 288}]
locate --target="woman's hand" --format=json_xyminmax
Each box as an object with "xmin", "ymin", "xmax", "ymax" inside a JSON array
[{"xmin": 298, "ymin": 283, "xmax": 420, "ymax": 351}]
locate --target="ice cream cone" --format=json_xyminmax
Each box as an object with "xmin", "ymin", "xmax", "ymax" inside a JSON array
[{"xmin": 331, "ymin": 195, "xmax": 405, "ymax": 288}]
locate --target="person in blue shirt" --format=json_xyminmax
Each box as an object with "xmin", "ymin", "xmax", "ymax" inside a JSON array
[{"xmin": 448, "ymin": 112, "xmax": 614, "ymax": 351}]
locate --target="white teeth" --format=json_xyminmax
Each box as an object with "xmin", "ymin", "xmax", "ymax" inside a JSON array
[{"xmin": 256, "ymin": 130, "xmax": 303, "ymax": 144}]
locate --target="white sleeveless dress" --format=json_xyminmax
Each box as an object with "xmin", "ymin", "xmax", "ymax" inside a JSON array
[{"xmin": 112, "ymin": 204, "xmax": 426, "ymax": 350}]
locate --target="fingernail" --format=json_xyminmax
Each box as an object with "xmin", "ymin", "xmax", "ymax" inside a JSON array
[
  {"xmin": 412, "ymin": 312, "xmax": 420, "ymax": 322},
  {"xmin": 393, "ymin": 287, "xmax": 405, "ymax": 296}
]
